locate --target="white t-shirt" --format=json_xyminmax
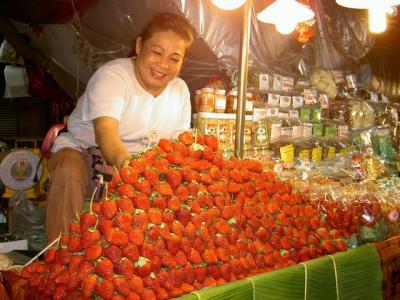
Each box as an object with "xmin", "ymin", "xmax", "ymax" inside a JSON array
[{"xmin": 52, "ymin": 58, "xmax": 191, "ymax": 153}]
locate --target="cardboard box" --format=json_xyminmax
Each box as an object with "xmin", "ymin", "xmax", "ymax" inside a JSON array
[{"xmin": 0, "ymin": 239, "xmax": 28, "ymax": 253}]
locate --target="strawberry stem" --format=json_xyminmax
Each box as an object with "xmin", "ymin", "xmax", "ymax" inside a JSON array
[{"xmin": 90, "ymin": 186, "xmax": 98, "ymax": 215}]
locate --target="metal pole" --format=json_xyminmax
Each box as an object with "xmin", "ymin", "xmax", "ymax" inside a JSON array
[{"xmin": 234, "ymin": 0, "xmax": 251, "ymax": 159}]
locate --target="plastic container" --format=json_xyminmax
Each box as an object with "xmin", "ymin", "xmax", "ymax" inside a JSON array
[
  {"xmin": 199, "ymin": 88, "xmax": 215, "ymax": 112},
  {"xmin": 214, "ymin": 89, "xmax": 227, "ymax": 113},
  {"xmin": 226, "ymin": 90, "xmax": 238, "ymax": 113}
]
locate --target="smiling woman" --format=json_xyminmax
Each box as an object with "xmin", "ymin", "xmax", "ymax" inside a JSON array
[{"xmin": 45, "ymin": 12, "xmax": 195, "ymax": 242}]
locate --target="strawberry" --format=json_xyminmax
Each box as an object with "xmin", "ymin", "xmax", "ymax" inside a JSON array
[
  {"xmin": 280, "ymin": 236, "xmax": 291, "ymax": 250},
  {"xmin": 128, "ymin": 228, "xmax": 144, "ymax": 246},
  {"xmin": 167, "ymin": 196, "xmax": 182, "ymax": 211},
  {"xmin": 117, "ymin": 183, "xmax": 136, "ymax": 198},
  {"xmin": 165, "ymin": 235, "xmax": 181, "ymax": 255},
  {"xmin": 135, "ymin": 257, "xmax": 152, "ymax": 277},
  {"xmin": 159, "ymin": 270, "xmax": 174, "ymax": 290},
  {"xmin": 158, "ymin": 138, "xmax": 174, "ymax": 153},
  {"xmin": 147, "ymin": 207, "xmax": 163, "ymax": 225},
  {"xmin": 126, "ymin": 293, "xmax": 141, "ymax": 300},
  {"xmin": 175, "ymin": 251, "xmax": 188, "ymax": 267},
  {"xmin": 133, "ymin": 211, "xmax": 149, "ymax": 229},
  {"xmin": 81, "ymin": 274, "xmax": 97, "ymax": 297},
  {"xmin": 133, "ymin": 193, "xmax": 150, "ymax": 210},
  {"xmin": 202, "ymin": 249, "xmax": 218, "ymax": 264},
  {"xmin": 99, "ymin": 218, "xmax": 113, "ymax": 235},
  {"xmin": 214, "ymin": 219, "xmax": 232, "ymax": 235},
  {"xmin": 162, "ymin": 210, "xmax": 175, "ymax": 226},
  {"xmin": 135, "ymin": 179, "xmax": 152, "ymax": 196},
  {"xmin": 95, "ymin": 279, "xmax": 115, "ymax": 300},
  {"xmin": 227, "ymin": 182, "xmax": 241, "ymax": 194},
  {"xmin": 335, "ymin": 239, "xmax": 347, "ymax": 252},
  {"xmin": 167, "ymin": 151, "xmax": 185, "ymax": 165},
  {"xmin": 67, "ymin": 236, "xmax": 82, "ymax": 253},
  {"xmin": 85, "ymin": 244, "xmax": 103, "ymax": 261},
  {"xmin": 171, "ymin": 220, "xmax": 184, "ymax": 236},
  {"xmin": 321, "ymin": 239, "xmax": 336, "ymax": 254},
  {"xmin": 146, "ymin": 225, "xmax": 160, "ymax": 241},
  {"xmin": 44, "ymin": 248, "xmax": 57, "ymax": 264},
  {"xmin": 152, "ymin": 195, "xmax": 167, "ymax": 210},
  {"xmin": 55, "ymin": 269, "xmax": 70, "ymax": 284},
  {"xmin": 118, "ymin": 198, "xmax": 134, "ymax": 213},
  {"xmin": 115, "ymin": 212, "xmax": 133, "ymax": 233},
  {"xmin": 130, "ymin": 158, "xmax": 147, "ymax": 174},
  {"xmin": 190, "ymin": 160, "xmax": 212, "ymax": 172},
  {"xmin": 120, "ymin": 166, "xmax": 138, "ymax": 184},
  {"xmin": 143, "ymin": 148, "xmax": 160, "ymax": 162},
  {"xmin": 96, "ymin": 258, "xmax": 114, "ymax": 279},
  {"xmin": 81, "ymin": 228, "xmax": 100, "ymax": 248},
  {"xmin": 204, "ymin": 135, "xmax": 218, "ymax": 151},
  {"xmin": 316, "ymin": 227, "xmax": 329, "ymax": 240},
  {"xmin": 141, "ymin": 241, "xmax": 155, "ymax": 259},
  {"xmin": 144, "ymin": 168, "xmax": 159, "ymax": 186},
  {"xmin": 175, "ymin": 208, "xmax": 192, "ymax": 226},
  {"xmin": 153, "ymin": 158, "xmax": 170, "ymax": 174},
  {"xmin": 188, "ymin": 249, "xmax": 202, "ymax": 264},
  {"xmin": 155, "ymin": 183, "xmax": 173, "ymax": 197},
  {"xmin": 104, "ymin": 245, "xmax": 123, "ymax": 264},
  {"xmin": 142, "ymin": 289, "xmax": 157, "ymax": 300},
  {"xmin": 105, "ymin": 228, "xmax": 129, "ymax": 246},
  {"xmin": 194, "ymin": 266, "xmax": 207, "ymax": 283},
  {"xmin": 151, "ymin": 256, "xmax": 162, "ymax": 273},
  {"xmin": 167, "ymin": 169, "xmax": 182, "ymax": 189},
  {"xmin": 173, "ymin": 142, "xmax": 190, "ymax": 156},
  {"xmin": 129, "ymin": 276, "xmax": 144, "ymax": 294},
  {"xmin": 175, "ymin": 186, "xmax": 189, "ymax": 202},
  {"xmin": 178, "ymin": 131, "xmax": 194, "ymax": 145},
  {"xmin": 201, "ymin": 146, "xmax": 214, "ymax": 161},
  {"xmin": 183, "ymin": 222, "xmax": 196, "ymax": 241},
  {"xmin": 78, "ymin": 261, "xmax": 96, "ymax": 280},
  {"xmin": 80, "ymin": 211, "xmax": 97, "ymax": 231},
  {"xmin": 101, "ymin": 199, "xmax": 118, "ymax": 219},
  {"xmin": 116, "ymin": 258, "xmax": 134, "ymax": 280}
]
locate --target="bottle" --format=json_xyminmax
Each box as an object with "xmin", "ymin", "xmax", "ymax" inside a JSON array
[
  {"xmin": 226, "ymin": 90, "xmax": 238, "ymax": 114},
  {"xmin": 198, "ymin": 88, "xmax": 215, "ymax": 113},
  {"xmin": 194, "ymin": 89, "xmax": 201, "ymax": 113},
  {"xmin": 214, "ymin": 89, "xmax": 227, "ymax": 113}
]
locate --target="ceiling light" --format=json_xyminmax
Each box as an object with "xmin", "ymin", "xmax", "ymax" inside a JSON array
[
  {"xmin": 210, "ymin": 0, "xmax": 247, "ymax": 10},
  {"xmin": 257, "ymin": 0, "xmax": 315, "ymax": 34}
]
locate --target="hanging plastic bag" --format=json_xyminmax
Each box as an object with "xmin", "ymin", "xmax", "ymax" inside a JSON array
[{"xmin": 8, "ymin": 191, "xmax": 47, "ymax": 250}]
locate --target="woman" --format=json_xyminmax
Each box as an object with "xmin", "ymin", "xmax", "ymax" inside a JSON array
[{"xmin": 46, "ymin": 12, "xmax": 194, "ymax": 242}]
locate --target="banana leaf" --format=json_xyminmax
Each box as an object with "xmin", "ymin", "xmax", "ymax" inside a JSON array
[{"xmin": 175, "ymin": 244, "xmax": 382, "ymax": 300}]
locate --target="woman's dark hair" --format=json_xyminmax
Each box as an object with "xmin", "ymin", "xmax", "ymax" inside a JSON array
[{"xmin": 140, "ymin": 12, "xmax": 194, "ymax": 50}]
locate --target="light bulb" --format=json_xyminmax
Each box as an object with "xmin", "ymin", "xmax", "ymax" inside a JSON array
[
  {"xmin": 257, "ymin": 0, "xmax": 314, "ymax": 24},
  {"xmin": 368, "ymin": 4, "xmax": 387, "ymax": 33},
  {"xmin": 275, "ymin": 20, "xmax": 297, "ymax": 34},
  {"xmin": 210, "ymin": 0, "xmax": 247, "ymax": 10}
]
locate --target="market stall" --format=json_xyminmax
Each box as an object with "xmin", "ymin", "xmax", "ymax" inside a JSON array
[{"xmin": 1, "ymin": 0, "xmax": 400, "ymax": 299}]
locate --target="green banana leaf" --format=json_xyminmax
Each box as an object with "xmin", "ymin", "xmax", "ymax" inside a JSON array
[{"xmin": 174, "ymin": 244, "xmax": 382, "ymax": 300}]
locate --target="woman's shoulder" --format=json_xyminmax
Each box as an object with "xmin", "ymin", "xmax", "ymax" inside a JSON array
[
  {"xmin": 168, "ymin": 76, "xmax": 189, "ymax": 92},
  {"xmin": 96, "ymin": 58, "xmax": 133, "ymax": 77}
]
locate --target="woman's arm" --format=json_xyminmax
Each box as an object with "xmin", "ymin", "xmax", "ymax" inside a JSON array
[{"xmin": 93, "ymin": 116, "xmax": 130, "ymax": 169}]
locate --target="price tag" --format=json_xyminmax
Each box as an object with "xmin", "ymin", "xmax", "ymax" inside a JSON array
[
  {"xmin": 259, "ymin": 73, "xmax": 271, "ymax": 90},
  {"xmin": 273, "ymin": 74, "xmax": 282, "ymax": 91},
  {"xmin": 279, "ymin": 95, "xmax": 291, "ymax": 108},
  {"xmin": 289, "ymin": 110, "xmax": 299, "ymax": 118},
  {"xmin": 268, "ymin": 93, "xmax": 280, "ymax": 106},
  {"xmin": 281, "ymin": 76, "xmax": 294, "ymax": 93},
  {"xmin": 303, "ymin": 123, "xmax": 313, "ymax": 138},
  {"xmin": 281, "ymin": 127, "xmax": 293, "ymax": 137},
  {"xmin": 292, "ymin": 96, "xmax": 304, "ymax": 108},
  {"xmin": 280, "ymin": 144, "xmax": 294, "ymax": 163}
]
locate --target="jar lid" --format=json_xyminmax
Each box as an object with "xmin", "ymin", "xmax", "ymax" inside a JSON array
[
  {"xmin": 215, "ymin": 89, "xmax": 226, "ymax": 95},
  {"xmin": 202, "ymin": 88, "xmax": 214, "ymax": 93}
]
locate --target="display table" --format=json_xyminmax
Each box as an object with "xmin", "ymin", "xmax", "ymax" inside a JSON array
[{"xmin": 0, "ymin": 244, "xmax": 388, "ymax": 300}]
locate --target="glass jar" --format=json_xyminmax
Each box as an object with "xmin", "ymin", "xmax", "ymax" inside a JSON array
[
  {"xmin": 214, "ymin": 89, "xmax": 227, "ymax": 113},
  {"xmin": 199, "ymin": 88, "xmax": 215, "ymax": 113},
  {"xmin": 194, "ymin": 89, "xmax": 201, "ymax": 113},
  {"xmin": 246, "ymin": 92, "xmax": 254, "ymax": 115},
  {"xmin": 226, "ymin": 90, "xmax": 238, "ymax": 113}
]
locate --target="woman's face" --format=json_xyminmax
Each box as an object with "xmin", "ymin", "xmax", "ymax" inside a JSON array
[{"xmin": 135, "ymin": 30, "xmax": 187, "ymax": 96}]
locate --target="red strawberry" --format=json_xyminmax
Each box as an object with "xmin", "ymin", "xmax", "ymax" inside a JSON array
[
  {"xmin": 173, "ymin": 142, "xmax": 190, "ymax": 156},
  {"xmin": 159, "ymin": 270, "xmax": 174, "ymax": 290},
  {"xmin": 141, "ymin": 241, "xmax": 155, "ymax": 259},
  {"xmin": 81, "ymin": 274, "xmax": 97, "ymax": 297},
  {"xmin": 67, "ymin": 236, "xmax": 82, "ymax": 253},
  {"xmin": 113, "ymin": 276, "xmax": 130, "ymax": 296},
  {"xmin": 204, "ymin": 135, "xmax": 218, "ymax": 151},
  {"xmin": 104, "ymin": 245, "xmax": 122, "ymax": 264},
  {"xmin": 133, "ymin": 193, "xmax": 150, "ymax": 210},
  {"xmin": 99, "ymin": 218, "xmax": 113, "ymax": 235},
  {"xmin": 133, "ymin": 211, "xmax": 149, "ymax": 229},
  {"xmin": 96, "ymin": 279, "xmax": 115, "ymax": 300},
  {"xmin": 162, "ymin": 210, "xmax": 175, "ymax": 226},
  {"xmin": 80, "ymin": 211, "xmax": 97, "ymax": 231},
  {"xmin": 167, "ymin": 151, "xmax": 185, "ymax": 165},
  {"xmin": 316, "ymin": 227, "xmax": 329, "ymax": 240},
  {"xmin": 101, "ymin": 199, "xmax": 118, "ymax": 219},
  {"xmin": 155, "ymin": 183, "xmax": 173, "ymax": 197},
  {"xmin": 335, "ymin": 239, "xmax": 347, "ymax": 252},
  {"xmin": 167, "ymin": 169, "xmax": 182, "ymax": 189},
  {"xmin": 118, "ymin": 198, "xmax": 134, "ymax": 213},
  {"xmin": 202, "ymin": 249, "xmax": 218, "ymax": 264},
  {"xmin": 227, "ymin": 182, "xmax": 241, "ymax": 194},
  {"xmin": 44, "ymin": 248, "xmax": 57, "ymax": 264},
  {"xmin": 144, "ymin": 168, "xmax": 160, "ymax": 186},
  {"xmin": 189, "ymin": 249, "xmax": 202, "ymax": 264},
  {"xmin": 178, "ymin": 131, "xmax": 194, "ymax": 145},
  {"xmin": 175, "ymin": 186, "xmax": 189, "ymax": 202},
  {"xmin": 81, "ymin": 228, "xmax": 100, "ymax": 248},
  {"xmin": 153, "ymin": 158, "xmax": 170, "ymax": 174},
  {"xmin": 117, "ymin": 258, "xmax": 135, "ymax": 280},
  {"xmin": 175, "ymin": 208, "xmax": 192, "ymax": 226},
  {"xmin": 120, "ymin": 166, "xmax": 138, "ymax": 184},
  {"xmin": 135, "ymin": 179, "xmax": 152, "ymax": 195},
  {"xmin": 148, "ymin": 207, "xmax": 163, "ymax": 225},
  {"xmin": 194, "ymin": 266, "xmax": 207, "ymax": 283},
  {"xmin": 167, "ymin": 196, "xmax": 182, "ymax": 211},
  {"xmin": 96, "ymin": 258, "xmax": 114, "ymax": 279},
  {"xmin": 128, "ymin": 228, "xmax": 144, "ymax": 246},
  {"xmin": 129, "ymin": 276, "xmax": 144, "ymax": 294},
  {"xmin": 85, "ymin": 244, "xmax": 103, "ymax": 261},
  {"xmin": 115, "ymin": 212, "xmax": 133, "ymax": 233},
  {"xmin": 135, "ymin": 257, "xmax": 152, "ymax": 277},
  {"xmin": 105, "ymin": 228, "xmax": 129, "ymax": 246},
  {"xmin": 117, "ymin": 183, "xmax": 136, "ymax": 198},
  {"xmin": 129, "ymin": 158, "xmax": 147, "ymax": 174},
  {"xmin": 165, "ymin": 235, "xmax": 181, "ymax": 255},
  {"xmin": 158, "ymin": 139, "xmax": 174, "ymax": 153},
  {"xmin": 321, "ymin": 239, "xmax": 336, "ymax": 254}
]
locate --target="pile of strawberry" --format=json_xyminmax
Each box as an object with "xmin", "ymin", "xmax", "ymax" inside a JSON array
[{"xmin": 21, "ymin": 132, "xmax": 351, "ymax": 300}]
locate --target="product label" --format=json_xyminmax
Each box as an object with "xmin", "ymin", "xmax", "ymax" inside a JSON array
[
  {"xmin": 267, "ymin": 107, "xmax": 279, "ymax": 117},
  {"xmin": 312, "ymin": 147, "xmax": 323, "ymax": 162},
  {"xmin": 292, "ymin": 96, "xmax": 304, "ymax": 108},
  {"xmin": 292, "ymin": 126, "xmax": 303, "ymax": 138},
  {"xmin": 254, "ymin": 123, "xmax": 268, "ymax": 146},
  {"xmin": 281, "ymin": 76, "xmax": 295, "ymax": 92},
  {"xmin": 325, "ymin": 127, "xmax": 337, "ymax": 137},
  {"xmin": 273, "ymin": 74, "xmax": 282, "ymax": 91},
  {"xmin": 327, "ymin": 146, "xmax": 336, "ymax": 159},
  {"xmin": 270, "ymin": 123, "xmax": 282, "ymax": 140},
  {"xmin": 300, "ymin": 108, "xmax": 311, "ymax": 121},
  {"xmin": 215, "ymin": 97, "xmax": 227, "ymax": 110},
  {"xmin": 281, "ymin": 127, "xmax": 293, "ymax": 137},
  {"xmin": 259, "ymin": 73, "xmax": 272, "ymax": 90},
  {"xmin": 253, "ymin": 108, "xmax": 268, "ymax": 122},
  {"xmin": 338, "ymin": 125, "xmax": 350, "ymax": 138},
  {"xmin": 298, "ymin": 149, "xmax": 310, "ymax": 160},
  {"xmin": 370, "ymin": 92, "xmax": 378, "ymax": 102},
  {"xmin": 312, "ymin": 123, "xmax": 323, "ymax": 137},
  {"xmin": 303, "ymin": 123, "xmax": 313, "ymax": 138},
  {"xmin": 333, "ymin": 70, "xmax": 345, "ymax": 84},
  {"xmin": 311, "ymin": 108, "xmax": 321, "ymax": 122},
  {"xmin": 319, "ymin": 94, "xmax": 330, "ymax": 109},
  {"xmin": 280, "ymin": 144, "xmax": 295, "ymax": 163},
  {"xmin": 304, "ymin": 88, "xmax": 318, "ymax": 105},
  {"xmin": 268, "ymin": 93, "xmax": 280, "ymax": 106},
  {"xmin": 279, "ymin": 95, "xmax": 291, "ymax": 108},
  {"xmin": 289, "ymin": 110, "xmax": 299, "ymax": 118},
  {"xmin": 245, "ymin": 100, "xmax": 254, "ymax": 112}
]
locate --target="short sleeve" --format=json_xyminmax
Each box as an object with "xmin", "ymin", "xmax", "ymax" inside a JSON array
[{"xmin": 81, "ymin": 65, "xmax": 127, "ymax": 122}]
